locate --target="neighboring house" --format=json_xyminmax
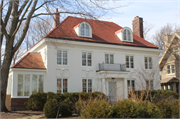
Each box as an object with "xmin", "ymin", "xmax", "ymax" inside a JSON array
[
  {"xmin": 6, "ymin": 10, "xmax": 160, "ymax": 111},
  {"xmin": 159, "ymin": 32, "xmax": 180, "ymax": 94}
]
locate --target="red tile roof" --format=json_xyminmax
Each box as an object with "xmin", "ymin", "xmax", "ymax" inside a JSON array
[
  {"xmin": 46, "ymin": 16, "xmax": 158, "ymax": 48},
  {"xmin": 11, "ymin": 52, "xmax": 46, "ymax": 69}
]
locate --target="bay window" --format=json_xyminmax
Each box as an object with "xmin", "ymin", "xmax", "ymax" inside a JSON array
[{"xmin": 17, "ymin": 74, "xmax": 44, "ymax": 96}]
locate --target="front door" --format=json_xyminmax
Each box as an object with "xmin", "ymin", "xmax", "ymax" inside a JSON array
[{"xmin": 109, "ymin": 82, "xmax": 117, "ymax": 102}]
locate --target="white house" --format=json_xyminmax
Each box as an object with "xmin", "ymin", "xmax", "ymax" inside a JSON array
[{"xmin": 6, "ymin": 11, "xmax": 161, "ymax": 110}]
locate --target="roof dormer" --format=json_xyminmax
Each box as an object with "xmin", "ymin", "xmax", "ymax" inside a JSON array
[
  {"xmin": 74, "ymin": 21, "xmax": 92, "ymax": 38},
  {"xmin": 116, "ymin": 27, "xmax": 133, "ymax": 42}
]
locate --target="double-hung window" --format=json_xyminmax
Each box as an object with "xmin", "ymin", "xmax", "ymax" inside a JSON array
[
  {"xmin": 145, "ymin": 57, "xmax": 152, "ymax": 69},
  {"xmin": 127, "ymin": 80, "xmax": 135, "ymax": 94},
  {"xmin": 57, "ymin": 50, "xmax": 67, "ymax": 65},
  {"xmin": 82, "ymin": 52, "xmax": 92, "ymax": 66},
  {"xmin": 105, "ymin": 54, "xmax": 114, "ymax": 64},
  {"xmin": 126, "ymin": 55, "xmax": 134, "ymax": 68},
  {"xmin": 18, "ymin": 74, "xmax": 44, "ymax": 96},
  {"xmin": 82, "ymin": 79, "xmax": 92, "ymax": 92},
  {"xmin": 57, "ymin": 78, "xmax": 68, "ymax": 93},
  {"xmin": 167, "ymin": 65, "xmax": 175, "ymax": 74},
  {"xmin": 146, "ymin": 80, "xmax": 153, "ymax": 90}
]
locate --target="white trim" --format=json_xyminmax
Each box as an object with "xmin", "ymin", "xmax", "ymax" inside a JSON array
[
  {"xmin": 44, "ymin": 38, "xmax": 160, "ymax": 53},
  {"xmin": 11, "ymin": 68, "xmax": 46, "ymax": 72}
]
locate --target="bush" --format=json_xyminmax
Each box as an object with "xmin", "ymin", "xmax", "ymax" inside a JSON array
[
  {"xmin": 155, "ymin": 100, "xmax": 172, "ymax": 118},
  {"xmin": 81, "ymin": 99, "xmax": 112, "ymax": 118},
  {"xmin": 47, "ymin": 92, "xmax": 56, "ymax": 100},
  {"xmin": 112, "ymin": 99, "xmax": 137, "ymax": 118},
  {"xmin": 60, "ymin": 98, "xmax": 73, "ymax": 117},
  {"xmin": 74, "ymin": 100, "xmax": 88, "ymax": 114},
  {"xmin": 24, "ymin": 92, "xmax": 47, "ymax": 110},
  {"xmin": 43, "ymin": 98, "xmax": 59, "ymax": 118},
  {"xmin": 131, "ymin": 90, "xmax": 178, "ymax": 102},
  {"xmin": 136, "ymin": 100, "xmax": 161, "ymax": 118},
  {"xmin": 171, "ymin": 99, "xmax": 179, "ymax": 118},
  {"xmin": 112, "ymin": 100, "xmax": 161, "ymax": 118}
]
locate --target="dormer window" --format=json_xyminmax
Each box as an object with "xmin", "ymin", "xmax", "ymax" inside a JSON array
[
  {"xmin": 74, "ymin": 21, "xmax": 92, "ymax": 38},
  {"xmin": 116, "ymin": 27, "xmax": 133, "ymax": 42}
]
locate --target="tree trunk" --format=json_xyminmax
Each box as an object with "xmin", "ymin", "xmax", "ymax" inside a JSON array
[{"xmin": 1, "ymin": 38, "xmax": 14, "ymax": 112}]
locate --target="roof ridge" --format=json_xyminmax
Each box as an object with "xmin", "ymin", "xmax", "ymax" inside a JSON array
[{"xmin": 11, "ymin": 52, "xmax": 31, "ymax": 68}]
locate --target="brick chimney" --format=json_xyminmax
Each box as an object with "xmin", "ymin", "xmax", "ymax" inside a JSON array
[
  {"xmin": 132, "ymin": 16, "xmax": 144, "ymax": 38},
  {"xmin": 54, "ymin": 8, "xmax": 60, "ymax": 27}
]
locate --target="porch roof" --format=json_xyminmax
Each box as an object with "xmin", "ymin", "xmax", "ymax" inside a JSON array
[{"xmin": 161, "ymin": 77, "xmax": 180, "ymax": 84}]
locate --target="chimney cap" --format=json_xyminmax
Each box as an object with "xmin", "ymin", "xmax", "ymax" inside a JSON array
[
  {"xmin": 134, "ymin": 16, "xmax": 139, "ymax": 19},
  {"xmin": 56, "ymin": 8, "xmax": 58, "ymax": 12}
]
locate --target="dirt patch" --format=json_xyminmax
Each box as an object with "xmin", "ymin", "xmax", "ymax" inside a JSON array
[
  {"xmin": 0, "ymin": 110, "xmax": 45, "ymax": 118},
  {"xmin": 0, "ymin": 110, "xmax": 80, "ymax": 118}
]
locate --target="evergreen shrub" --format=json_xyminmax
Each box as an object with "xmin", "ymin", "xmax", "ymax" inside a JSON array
[
  {"xmin": 24, "ymin": 92, "xmax": 47, "ymax": 110},
  {"xmin": 43, "ymin": 98, "xmax": 59, "ymax": 118},
  {"xmin": 155, "ymin": 100, "xmax": 172, "ymax": 118},
  {"xmin": 171, "ymin": 99, "xmax": 179, "ymax": 118}
]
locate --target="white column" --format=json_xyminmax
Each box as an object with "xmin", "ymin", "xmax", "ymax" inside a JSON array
[
  {"xmin": 124, "ymin": 78, "xmax": 128, "ymax": 99},
  {"xmin": 102, "ymin": 78, "xmax": 106, "ymax": 95}
]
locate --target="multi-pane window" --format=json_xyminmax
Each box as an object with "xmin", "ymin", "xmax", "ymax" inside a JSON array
[
  {"xmin": 82, "ymin": 79, "xmax": 92, "ymax": 92},
  {"xmin": 123, "ymin": 29, "xmax": 131, "ymax": 41},
  {"xmin": 32, "ymin": 75, "xmax": 44, "ymax": 94},
  {"xmin": 17, "ymin": 74, "xmax": 44, "ymax": 96},
  {"xmin": 172, "ymin": 65, "xmax": 175, "ymax": 73},
  {"xmin": 167, "ymin": 65, "xmax": 175, "ymax": 74},
  {"xmin": 146, "ymin": 80, "xmax": 153, "ymax": 90},
  {"xmin": 57, "ymin": 78, "xmax": 68, "ymax": 93},
  {"xmin": 167, "ymin": 65, "xmax": 171, "ymax": 74},
  {"xmin": 127, "ymin": 80, "xmax": 135, "ymax": 94},
  {"xmin": 80, "ymin": 22, "xmax": 91, "ymax": 37},
  {"xmin": 57, "ymin": 50, "xmax": 67, "ymax": 65},
  {"xmin": 82, "ymin": 52, "xmax": 92, "ymax": 66},
  {"xmin": 126, "ymin": 56, "xmax": 134, "ymax": 68},
  {"xmin": 105, "ymin": 54, "xmax": 114, "ymax": 64},
  {"xmin": 145, "ymin": 57, "xmax": 152, "ymax": 69}
]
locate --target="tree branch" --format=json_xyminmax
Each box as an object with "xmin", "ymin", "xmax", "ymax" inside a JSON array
[
  {"xmin": 1, "ymin": 19, "xmax": 9, "ymax": 40},
  {"xmin": 23, "ymin": 11, "xmax": 94, "ymax": 20},
  {"xmin": 12, "ymin": 0, "xmax": 33, "ymax": 37},
  {"xmin": 13, "ymin": 0, "xmax": 38, "ymax": 52},
  {"xmin": 18, "ymin": 0, "xmax": 29, "ymax": 16},
  {"xmin": 34, "ymin": 0, "xmax": 54, "ymax": 11}
]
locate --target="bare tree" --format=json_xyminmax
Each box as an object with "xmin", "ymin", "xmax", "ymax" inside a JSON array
[
  {"xmin": 143, "ymin": 21, "xmax": 154, "ymax": 41},
  {"xmin": 0, "ymin": 0, "xmax": 127, "ymax": 111},
  {"xmin": 152, "ymin": 23, "xmax": 180, "ymax": 50}
]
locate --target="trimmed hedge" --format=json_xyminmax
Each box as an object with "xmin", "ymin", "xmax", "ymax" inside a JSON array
[{"xmin": 24, "ymin": 91, "xmax": 106, "ymax": 111}]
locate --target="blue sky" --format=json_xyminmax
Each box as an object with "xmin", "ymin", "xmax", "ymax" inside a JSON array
[{"xmin": 100, "ymin": 0, "xmax": 179, "ymax": 41}]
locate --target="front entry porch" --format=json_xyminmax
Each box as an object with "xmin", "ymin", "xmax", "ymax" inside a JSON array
[{"xmin": 97, "ymin": 70, "xmax": 129, "ymax": 104}]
